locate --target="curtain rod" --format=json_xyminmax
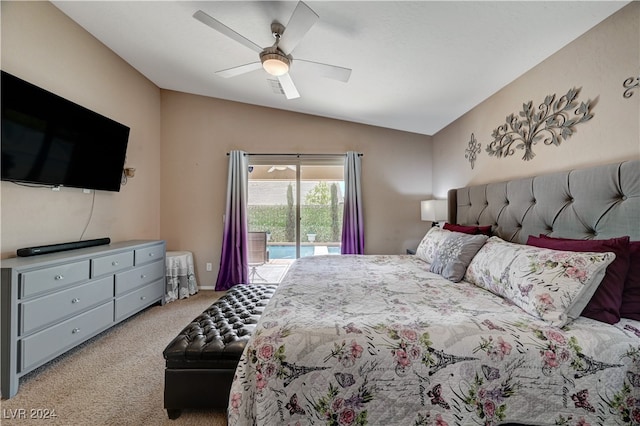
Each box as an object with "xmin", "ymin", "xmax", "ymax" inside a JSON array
[{"xmin": 226, "ymin": 152, "xmax": 363, "ymax": 157}]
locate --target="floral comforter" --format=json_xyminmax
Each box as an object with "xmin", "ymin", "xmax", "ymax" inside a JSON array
[{"xmin": 228, "ymin": 255, "xmax": 640, "ymax": 426}]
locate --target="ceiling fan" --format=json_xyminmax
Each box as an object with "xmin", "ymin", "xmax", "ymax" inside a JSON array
[{"xmin": 193, "ymin": 2, "xmax": 351, "ymax": 100}]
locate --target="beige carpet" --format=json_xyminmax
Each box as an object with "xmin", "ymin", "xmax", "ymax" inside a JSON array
[{"xmin": 1, "ymin": 291, "xmax": 228, "ymax": 425}]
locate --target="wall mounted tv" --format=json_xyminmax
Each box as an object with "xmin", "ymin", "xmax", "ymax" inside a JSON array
[{"xmin": 1, "ymin": 71, "xmax": 130, "ymax": 192}]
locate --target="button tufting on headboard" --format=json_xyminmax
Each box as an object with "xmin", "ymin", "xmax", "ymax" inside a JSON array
[{"xmin": 451, "ymin": 160, "xmax": 640, "ymax": 243}]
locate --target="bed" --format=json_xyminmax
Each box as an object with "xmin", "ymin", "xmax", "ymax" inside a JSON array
[{"xmin": 228, "ymin": 160, "xmax": 640, "ymax": 426}]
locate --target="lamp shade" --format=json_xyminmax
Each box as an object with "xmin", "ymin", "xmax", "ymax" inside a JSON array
[{"xmin": 421, "ymin": 199, "xmax": 448, "ymax": 222}]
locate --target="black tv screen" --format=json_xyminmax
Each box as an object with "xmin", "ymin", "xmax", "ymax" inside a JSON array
[{"xmin": 1, "ymin": 71, "xmax": 130, "ymax": 192}]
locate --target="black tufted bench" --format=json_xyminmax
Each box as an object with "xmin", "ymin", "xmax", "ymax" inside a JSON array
[{"xmin": 162, "ymin": 284, "xmax": 277, "ymax": 419}]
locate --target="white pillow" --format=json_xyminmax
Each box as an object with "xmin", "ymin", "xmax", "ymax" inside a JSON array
[
  {"xmin": 415, "ymin": 227, "xmax": 451, "ymax": 264},
  {"xmin": 464, "ymin": 237, "xmax": 615, "ymax": 327}
]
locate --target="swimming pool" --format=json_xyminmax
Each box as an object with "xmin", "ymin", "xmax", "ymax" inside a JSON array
[{"xmin": 268, "ymin": 245, "xmax": 340, "ymax": 259}]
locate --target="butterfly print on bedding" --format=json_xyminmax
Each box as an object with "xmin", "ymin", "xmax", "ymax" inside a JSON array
[
  {"xmin": 335, "ymin": 372, "xmax": 356, "ymax": 388},
  {"xmin": 518, "ymin": 283, "xmax": 533, "ymax": 297},
  {"xmin": 571, "ymin": 389, "xmax": 595, "ymax": 413},
  {"xmin": 427, "ymin": 384, "xmax": 450, "ymax": 409},
  {"xmin": 481, "ymin": 365, "xmax": 501, "ymax": 381},
  {"xmin": 343, "ymin": 322, "xmax": 363, "ymax": 334},
  {"xmin": 286, "ymin": 393, "xmax": 305, "ymax": 416}
]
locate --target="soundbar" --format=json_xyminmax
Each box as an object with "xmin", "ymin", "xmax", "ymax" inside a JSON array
[{"xmin": 17, "ymin": 237, "xmax": 111, "ymax": 257}]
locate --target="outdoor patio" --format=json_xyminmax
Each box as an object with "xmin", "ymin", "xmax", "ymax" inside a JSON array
[{"xmin": 249, "ymin": 259, "xmax": 292, "ymax": 284}]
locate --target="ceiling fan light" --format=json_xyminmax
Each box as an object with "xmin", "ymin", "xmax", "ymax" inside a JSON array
[{"xmin": 261, "ymin": 53, "xmax": 290, "ymax": 76}]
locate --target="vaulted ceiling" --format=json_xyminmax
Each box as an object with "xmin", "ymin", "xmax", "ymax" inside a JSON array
[{"xmin": 52, "ymin": 1, "xmax": 629, "ymax": 136}]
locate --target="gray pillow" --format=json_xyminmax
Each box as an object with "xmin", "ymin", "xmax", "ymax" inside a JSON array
[{"xmin": 429, "ymin": 232, "xmax": 489, "ymax": 282}]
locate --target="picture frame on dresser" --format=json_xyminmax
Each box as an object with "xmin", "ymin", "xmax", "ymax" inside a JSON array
[{"xmin": 0, "ymin": 240, "xmax": 166, "ymax": 399}]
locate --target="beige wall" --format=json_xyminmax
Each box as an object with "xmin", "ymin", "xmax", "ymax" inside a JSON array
[
  {"xmin": 1, "ymin": 1, "xmax": 432, "ymax": 287},
  {"xmin": 0, "ymin": 1, "xmax": 162, "ymax": 258},
  {"xmin": 8, "ymin": 1, "xmax": 633, "ymax": 288},
  {"xmin": 432, "ymin": 2, "xmax": 640, "ymax": 197},
  {"xmin": 160, "ymin": 91, "xmax": 432, "ymax": 287}
]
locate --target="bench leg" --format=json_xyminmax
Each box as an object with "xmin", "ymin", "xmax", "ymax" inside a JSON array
[{"xmin": 166, "ymin": 409, "xmax": 181, "ymax": 420}]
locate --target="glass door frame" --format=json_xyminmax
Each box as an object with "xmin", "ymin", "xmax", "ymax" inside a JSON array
[{"xmin": 248, "ymin": 154, "xmax": 345, "ymax": 260}]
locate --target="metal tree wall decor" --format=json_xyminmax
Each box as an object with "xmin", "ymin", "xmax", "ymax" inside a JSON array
[
  {"xmin": 465, "ymin": 133, "xmax": 481, "ymax": 169},
  {"xmin": 623, "ymin": 76, "xmax": 639, "ymax": 98},
  {"xmin": 485, "ymin": 88, "xmax": 594, "ymax": 161}
]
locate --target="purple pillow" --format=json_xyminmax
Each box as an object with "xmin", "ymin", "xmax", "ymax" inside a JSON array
[
  {"xmin": 477, "ymin": 225, "xmax": 492, "ymax": 236},
  {"xmin": 444, "ymin": 223, "xmax": 491, "ymax": 236},
  {"xmin": 526, "ymin": 235, "xmax": 630, "ymax": 324},
  {"xmin": 443, "ymin": 223, "xmax": 478, "ymax": 234},
  {"xmin": 621, "ymin": 241, "xmax": 640, "ymax": 320}
]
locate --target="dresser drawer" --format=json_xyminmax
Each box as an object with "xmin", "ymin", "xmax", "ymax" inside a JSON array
[
  {"xmin": 91, "ymin": 251, "xmax": 134, "ymax": 277},
  {"xmin": 135, "ymin": 244, "xmax": 164, "ymax": 266},
  {"xmin": 20, "ymin": 302, "xmax": 113, "ymax": 372},
  {"xmin": 114, "ymin": 279, "xmax": 163, "ymax": 321},
  {"xmin": 114, "ymin": 259, "xmax": 164, "ymax": 295},
  {"xmin": 20, "ymin": 276, "xmax": 114, "ymax": 336},
  {"xmin": 20, "ymin": 260, "xmax": 90, "ymax": 299}
]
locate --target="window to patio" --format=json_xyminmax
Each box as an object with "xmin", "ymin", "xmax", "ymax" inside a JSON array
[{"xmin": 247, "ymin": 155, "xmax": 345, "ymax": 283}]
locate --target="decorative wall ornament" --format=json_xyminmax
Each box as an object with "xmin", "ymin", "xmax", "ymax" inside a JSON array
[
  {"xmin": 623, "ymin": 76, "xmax": 639, "ymax": 98},
  {"xmin": 485, "ymin": 88, "xmax": 594, "ymax": 161},
  {"xmin": 464, "ymin": 133, "xmax": 481, "ymax": 169}
]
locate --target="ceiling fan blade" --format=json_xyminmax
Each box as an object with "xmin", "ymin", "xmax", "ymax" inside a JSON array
[
  {"xmin": 294, "ymin": 59, "xmax": 352, "ymax": 83},
  {"xmin": 215, "ymin": 62, "xmax": 263, "ymax": 78},
  {"xmin": 277, "ymin": 73, "xmax": 300, "ymax": 100},
  {"xmin": 193, "ymin": 10, "xmax": 263, "ymax": 54},
  {"xmin": 278, "ymin": 1, "xmax": 319, "ymax": 55}
]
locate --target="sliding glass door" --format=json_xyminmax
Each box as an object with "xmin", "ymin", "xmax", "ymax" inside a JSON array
[{"xmin": 247, "ymin": 156, "xmax": 344, "ymax": 275}]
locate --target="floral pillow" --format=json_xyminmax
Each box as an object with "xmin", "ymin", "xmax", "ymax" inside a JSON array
[
  {"xmin": 464, "ymin": 237, "xmax": 615, "ymax": 327},
  {"xmin": 415, "ymin": 227, "xmax": 451, "ymax": 264},
  {"xmin": 527, "ymin": 235, "xmax": 630, "ymax": 324},
  {"xmin": 430, "ymin": 232, "xmax": 488, "ymax": 282}
]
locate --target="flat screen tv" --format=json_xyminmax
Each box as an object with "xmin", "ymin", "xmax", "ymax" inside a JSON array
[{"xmin": 1, "ymin": 71, "xmax": 130, "ymax": 192}]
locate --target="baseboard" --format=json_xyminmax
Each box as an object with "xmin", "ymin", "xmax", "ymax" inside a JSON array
[{"xmin": 197, "ymin": 284, "xmax": 280, "ymax": 290}]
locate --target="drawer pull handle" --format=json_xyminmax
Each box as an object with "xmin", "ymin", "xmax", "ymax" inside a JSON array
[
  {"xmin": 72, "ymin": 328, "xmax": 80, "ymax": 334},
  {"xmin": 112, "ymin": 261, "xmax": 119, "ymax": 266},
  {"xmin": 141, "ymin": 274, "xmax": 146, "ymax": 279},
  {"xmin": 149, "ymin": 253, "xmax": 155, "ymax": 257},
  {"xmin": 54, "ymin": 274, "xmax": 64, "ymax": 280},
  {"xmin": 140, "ymin": 296, "xmax": 147, "ymax": 301},
  {"xmin": 71, "ymin": 298, "xmax": 80, "ymax": 304}
]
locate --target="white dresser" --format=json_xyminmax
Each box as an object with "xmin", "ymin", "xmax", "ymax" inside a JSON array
[{"xmin": 0, "ymin": 240, "xmax": 165, "ymax": 398}]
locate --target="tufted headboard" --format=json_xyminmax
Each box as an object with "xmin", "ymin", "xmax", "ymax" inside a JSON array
[{"xmin": 447, "ymin": 160, "xmax": 640, "ymax": 243}]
